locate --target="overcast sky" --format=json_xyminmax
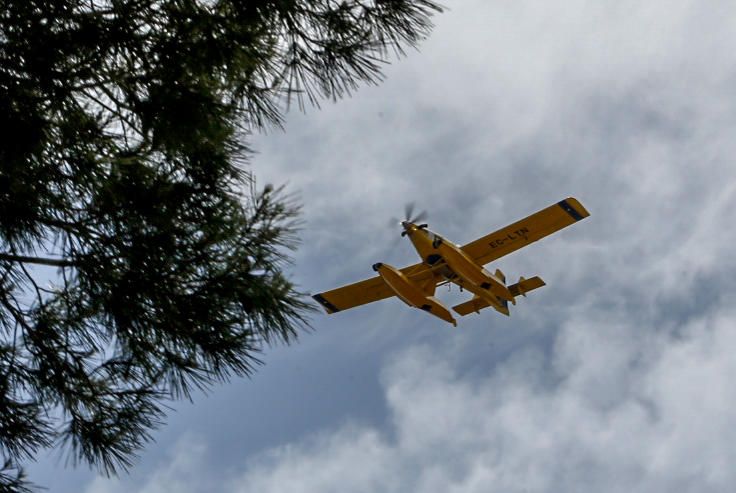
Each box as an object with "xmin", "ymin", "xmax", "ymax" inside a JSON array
[{"xmin": 29, "ymin": 1, "xmax": 736, "ymax": 491}]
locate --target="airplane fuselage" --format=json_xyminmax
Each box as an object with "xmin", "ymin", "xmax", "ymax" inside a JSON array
[{"xmin": 401, "ymin": 222, "xmax": 514, "ymax": 306}]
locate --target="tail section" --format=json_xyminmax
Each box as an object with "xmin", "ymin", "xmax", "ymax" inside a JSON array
[
  {"xmin": 453, "ymin": 294, "xmax": 509, "ymax": 316},
  {"xmin": 453, "ymin": 295, "xmax": 480, "ymax": 316},
  {"xmin": 509, "ymin": 276, "xmax": 545, "ymax": 297},
  {"xmin": 452, "ymin": 276, "xmax": 545, "ymax": 317}
]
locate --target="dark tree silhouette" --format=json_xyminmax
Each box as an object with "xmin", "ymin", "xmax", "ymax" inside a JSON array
[{"xmin": 0, "ymin": 0, "xmax": 442, "ymax": 490}]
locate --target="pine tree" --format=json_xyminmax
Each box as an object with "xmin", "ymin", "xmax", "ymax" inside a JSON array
[{"xmin": 0, "ymin": 0, "xmax": 441, "ymax": 490}]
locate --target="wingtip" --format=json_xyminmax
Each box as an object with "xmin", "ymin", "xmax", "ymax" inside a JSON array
[
  {"xmin": 563, "ymin": 197, "xmax": 590, "ymax": 218},
  {"xmin": 312, "ymin": 293, "xmax": 339, "ymax": 314}
]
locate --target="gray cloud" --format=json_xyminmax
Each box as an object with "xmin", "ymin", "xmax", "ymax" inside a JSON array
[{"xmin": 86, "ymin": 302, "xmax": 736, "ymax": 493}]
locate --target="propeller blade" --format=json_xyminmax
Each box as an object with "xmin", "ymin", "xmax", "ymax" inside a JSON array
[
  {"xmin": 391, "ymin": 203, "xmax": 429, "ymax": 236},
  {"xmin": 404, "ymin": 202, "xmax": 416, "ymax": 222},
  {"xmin": 412, "ymin": 210, "xmax": 428, "ymax": 223}
]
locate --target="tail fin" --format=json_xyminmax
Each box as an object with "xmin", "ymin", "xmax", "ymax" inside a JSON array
[
  {"xmin": 495, "ymin": 298, "xmax": 510, "ymax": 316},
  {"xmin": 515, "ymin": 276, "xmax": 528, "ymax": 296}
]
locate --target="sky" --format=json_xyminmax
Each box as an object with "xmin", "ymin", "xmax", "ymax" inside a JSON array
[{"xmin": 28, "ymin": 1, "xmax": 736, "ymax": 491}]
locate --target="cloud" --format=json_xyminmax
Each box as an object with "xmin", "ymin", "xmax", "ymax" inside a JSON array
[
  {"xmin": 102, "ymin": 301, "xmax": 736, "ymax": 493},
  {"xmin": 251, "ymin": 0, "xmax": 736, "ymax": 295},
  {"xmin": 84, "ymin": 436, "xmax": 211, "ymax": 493},
  {"xmin": 238, "ymin": 307, "xmax": 736, "ymax": 493}
]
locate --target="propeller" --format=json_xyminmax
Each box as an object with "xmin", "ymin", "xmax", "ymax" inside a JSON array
[
  {"xmin": 389, "ymin": 202, "xmax": 428, "ymax": 236},
  {"xmin": 404, "ymin": 202, "xmax": 428, "ymax": 224}
]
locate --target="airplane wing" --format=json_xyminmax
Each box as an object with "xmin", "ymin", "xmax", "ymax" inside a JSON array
[
  {"xmin": 312, "ymin": 262, "xmax": 436, "ymax": 314},
  {"xmin": 461, "ymin": 197, "xmax": 589, "ymax": 266}
]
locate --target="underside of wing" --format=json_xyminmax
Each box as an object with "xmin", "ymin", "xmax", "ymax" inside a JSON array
[
  {"xmin": 312, "ymin": 262, "xmax": 435, "ymax": 314},
  {"xmin": 313, "ymin": 276, "xmax": 392, "ymax": 314},
  {"xmin": 461, "ymin": 197, "xmax": 589, "ymax": 266}
]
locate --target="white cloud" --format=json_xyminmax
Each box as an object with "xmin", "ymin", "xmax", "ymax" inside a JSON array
[
  {"xmin": 251, "ymin": 0, "xmax": 736, "ymax": 294},
  {"xmin": 84, "ymin": 436, "xmax": 211, "ymax": 493},
  {"xmin": 110, "ymin": 302, "xmax": 736, "ymax": 493}
]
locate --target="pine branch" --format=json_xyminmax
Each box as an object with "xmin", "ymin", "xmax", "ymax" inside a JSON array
[
  {"xmin": 0, "ymin": 254, "xmax": 76, "ymax": 268},
  {"xmin": 0, "ymin": 1, "xmax": 442, "ymax": 488}
]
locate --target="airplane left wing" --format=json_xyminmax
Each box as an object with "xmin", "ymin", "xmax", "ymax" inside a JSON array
[
  {"xmin": 461, "ymin": 197, "xmax": 589, "ymax": 266},
  {"xmin": 312, "ymin": 262, "xmax": 435, "ymax": 314},
  {"xmin": 313, "ymin": 276, "xmax": 392, "ymax": 314}
]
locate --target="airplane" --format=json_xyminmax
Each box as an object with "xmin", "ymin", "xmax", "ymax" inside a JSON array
[{"xmin": 312, "ymin": 197, "xmax": 590, "ymax": 326}]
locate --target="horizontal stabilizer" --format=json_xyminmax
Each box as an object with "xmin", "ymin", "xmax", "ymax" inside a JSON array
[
  {"xmin": 509, "ymin": 276, "xmax": 545, "ymax": 297},
  {"xmin": 452, "ymin": 276, "xmax": 545, "ymax": 317},
  {"xmin": 453, "ymin": 295, "xmax": 484, "ymax": 317}
]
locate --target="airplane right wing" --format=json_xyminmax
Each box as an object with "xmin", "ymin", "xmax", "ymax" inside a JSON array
[{"xmin": 461, "ymin": 197, "xmax": 590, "ymax": 266}]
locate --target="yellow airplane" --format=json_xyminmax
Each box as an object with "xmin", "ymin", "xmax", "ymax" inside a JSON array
[{"xmin": 312, "ymin": 197, "xmax": 589, "ymax": 326}]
